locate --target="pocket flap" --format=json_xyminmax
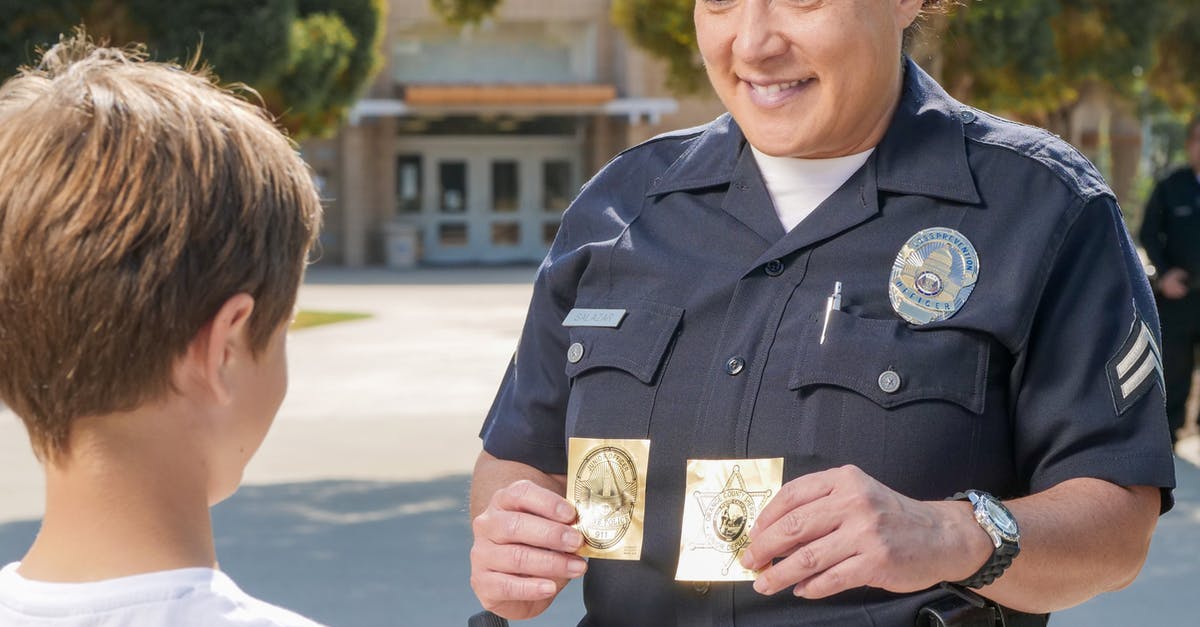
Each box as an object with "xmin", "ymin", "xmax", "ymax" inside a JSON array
[
  {"xmin": 564, "ymin": 300, "xmax": 684, "ymax": 384},
  {"xmin": 787, "ymin": 310, "xmax": 988, "ymax": 413}
]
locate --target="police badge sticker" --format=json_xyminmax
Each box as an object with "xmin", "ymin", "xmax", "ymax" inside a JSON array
[
  {"xmin": 890, "ymin": 227, "xmax": 980, "ymax": 325},
  {"xmin": 675, "ymin": 458, "xmax": 783, "ymax": 582},
  {"xmin": 567, "ymin": 437, "xmax": 651, "ymax": 560}
]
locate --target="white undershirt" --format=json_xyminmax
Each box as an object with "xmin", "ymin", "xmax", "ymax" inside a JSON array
[{"xmin": 751, "ymin": 145, "xmax": 875, "ymax": 232}]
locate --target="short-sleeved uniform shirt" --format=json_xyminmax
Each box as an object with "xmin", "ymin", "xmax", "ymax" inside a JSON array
[
  {"xmin": 480, "ymin": 59, "xmax": 1176, "ymax": 626},
  {"xmin": 1140, "ymin": 166, "xmax": 1200, "ymax": 280}
]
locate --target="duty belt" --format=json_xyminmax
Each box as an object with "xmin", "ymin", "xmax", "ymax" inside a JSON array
[{"xmin": 918, "ymin": 593, "xmax": 1049, "ymax": 627}]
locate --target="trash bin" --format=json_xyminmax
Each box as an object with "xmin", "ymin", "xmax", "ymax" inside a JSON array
[{"xmin": 384, "ymin": 221, "xmax": 419, "ymax": 269}]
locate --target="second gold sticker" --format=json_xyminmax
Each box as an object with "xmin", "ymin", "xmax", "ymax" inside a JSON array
[{"xmin": 675, "ymin": 458, "xmax": 783, "ymax": 582}]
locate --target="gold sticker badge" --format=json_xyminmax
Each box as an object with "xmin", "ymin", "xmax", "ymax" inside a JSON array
[
  {"xmin": 675, "ymin": 458, "xmax": 783, "ymax": 582},
  {"xmin": 889, "ymin": 227, "xmax": 980, "ymax": 325},
  {"xmin": 567, "ymin": 437, "xmax": 651, "ymax": 560}
]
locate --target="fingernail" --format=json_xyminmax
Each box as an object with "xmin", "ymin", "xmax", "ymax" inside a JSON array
[
  {"xmin": 562, "ymin": 529, "xmax": 581, "ymax": 549},
  {"xmin": 753, "ymin": 579, "xmax": 768, "ymax": 595},
  {"xmin": 739, "ymin": 549, "xmax": 755, "ymax": 569},
  {"xmin": 557, "ymin": 502, "xmax": 576, "ymax": 521},
  {"xmin": 538, "ymin": 581, "xmax": 556, "ymax": 596},
  {"xmin": 567, "ymin": 559, "xmax": 587, "ymax": 576}
]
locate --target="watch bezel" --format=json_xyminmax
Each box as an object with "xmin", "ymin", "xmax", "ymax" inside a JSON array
[{"xmin": 967, "ymin": 490, "xmax": 1020, "ymax": 546}]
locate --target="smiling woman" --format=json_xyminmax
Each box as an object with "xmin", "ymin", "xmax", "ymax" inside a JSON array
[
  {"xmin": 468, "ymin": 0, "xmax": 1176, "ymax": 625},
  {"xmin": 693, "ymin": 0, "xmax": 925, "ymax": 158}
]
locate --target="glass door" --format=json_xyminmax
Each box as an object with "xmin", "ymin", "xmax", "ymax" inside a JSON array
[{"xmin": 397, "ymin": 137, "xmax": 581, "ymax": 264}]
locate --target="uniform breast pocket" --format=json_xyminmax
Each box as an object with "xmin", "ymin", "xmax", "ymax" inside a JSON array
[
  {"xmin": 786, "ymin": 309, "xmax": 991, "ymax": 490},
  {"xmin": 564, "ymin": 300, "xmax": 684, "ymax": 440}
]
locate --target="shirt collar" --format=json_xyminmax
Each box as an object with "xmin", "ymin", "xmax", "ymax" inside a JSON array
[
  {"xmin": 646, "ymin": 113, "xmax": 742, "ymax": 197},
  {"xmin": 648, "ymin": 57, "xmax": 980, "ymax": 206},
  {"xmin": 875, "ymin": 57, "xmax": 981, "ymax": 205}
]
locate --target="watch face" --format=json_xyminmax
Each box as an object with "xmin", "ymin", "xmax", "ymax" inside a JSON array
[{"xmin": 983, "ymin": 499, "xmax": 1019, "ymax": 540}]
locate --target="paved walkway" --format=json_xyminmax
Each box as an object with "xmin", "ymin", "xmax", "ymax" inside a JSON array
[{"xmin": 1, "ymin": 267, "xmax": 1197, "ymax": 626}]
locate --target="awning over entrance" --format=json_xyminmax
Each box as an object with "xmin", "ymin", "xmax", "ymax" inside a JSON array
[
  {"xmin": 350, "ymin": 83, "xmax": 678, "ymax": 125},
  {"xmin": 406, "ymin": 84, "xmax": 617, "ymax": 106}
]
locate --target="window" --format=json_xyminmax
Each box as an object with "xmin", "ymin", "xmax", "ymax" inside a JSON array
[
  {"xmin": 396, "ymin": 155, "xmax": 422, "ymax": 214},
  {"xmin": 492, "ymin": 223, "xmax": 521, "ymax": 246},
  {"xmin": 492, "ymin": 161, "xmax": 519, "ymax": 213},
  {"xmin": 439, "ymin": 161, "xmax": 468, "ymax": 213},
  {"xmin": 543, "ymin": 160, "xmax": 573, "ymax": 212},
  {"xmin": 438, "ymin": 223, "xmax": 469, "ymax": 246},
  {"xmin": 543, "ymin": 222, "xmax": 561, "ymax": 246}
]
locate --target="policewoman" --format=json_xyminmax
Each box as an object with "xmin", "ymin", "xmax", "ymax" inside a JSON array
[{"xmin": 469, "ymin": 0, "xmax": 1176, "ymax": 625}]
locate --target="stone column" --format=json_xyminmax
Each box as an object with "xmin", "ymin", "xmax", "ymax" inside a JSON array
[{"xmin": 340, "ymin": 122, "xmax": 370, "ymax": 267}]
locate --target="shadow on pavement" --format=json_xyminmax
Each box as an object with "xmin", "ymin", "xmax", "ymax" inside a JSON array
[
  {"xmin": 0, "ymin": 476, "xmax": 584, "ymax": 627},
  {"xmin": 2, "ymin": 465, "xmax": 1195, "ymax": 626}
]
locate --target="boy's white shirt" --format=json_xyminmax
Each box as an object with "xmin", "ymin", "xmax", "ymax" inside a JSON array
[{"xmin": 0, "ymin": 563, "xmax": 323, "ymax": 626}]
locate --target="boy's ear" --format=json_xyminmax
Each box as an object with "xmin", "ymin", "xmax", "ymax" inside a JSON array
[{"xmin": 183, "ymin": 293, "xmax": 256, "ymax": 405}]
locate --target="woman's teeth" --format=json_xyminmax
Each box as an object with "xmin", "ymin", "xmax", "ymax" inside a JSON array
[{"xmin": 750, "ymin": 80, "xmax": 804, "ymax": 95}]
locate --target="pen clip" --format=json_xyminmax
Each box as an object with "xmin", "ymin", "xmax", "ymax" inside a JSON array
[{"xmin": 820, "ymin": 282, "xmax": 843, "ymax": 345}]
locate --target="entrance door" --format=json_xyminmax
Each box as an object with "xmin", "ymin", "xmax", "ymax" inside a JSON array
[{"xmin": 395, "ymin": 137, "xmax": 581, "ymax": 264}]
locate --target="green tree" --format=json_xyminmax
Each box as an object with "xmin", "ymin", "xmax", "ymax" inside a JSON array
[
  {"xmin": 1149, "ymin": 0, "xmax": 1200, "ymax": 112},
  {"xmin": 612, "ymin": 0, "xmax": 703, "ymax": 93},
  {"xmin": 0, "ymin": 0, "xmax": 386, "ymax": 139},
  {"xmin": 938, "ymin": 0, "xmax": 1170, "ymax": 126},
  {"xmin": 431, "ymin": 0, "xmax": 502, "ymax": 25}
]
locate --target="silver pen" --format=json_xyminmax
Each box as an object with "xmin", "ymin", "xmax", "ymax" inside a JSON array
[{"xmin": 820, "ymin": 281, "xmax": 843, "ymax": 345}]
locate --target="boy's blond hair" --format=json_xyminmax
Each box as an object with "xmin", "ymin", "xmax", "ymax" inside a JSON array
[{"xmin": 0, "ymin": 32, "xmax": 322, "ymax": 458}]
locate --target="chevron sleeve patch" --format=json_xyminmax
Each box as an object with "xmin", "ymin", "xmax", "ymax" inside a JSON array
[{"xmin": 1106, "ymin": 314, "xmax": 1164, "ymax": 415}]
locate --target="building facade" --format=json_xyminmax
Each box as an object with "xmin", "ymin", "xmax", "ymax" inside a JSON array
[{"xmin": 306, "ymin": 0, "xmax": 725, "ymax": 266}]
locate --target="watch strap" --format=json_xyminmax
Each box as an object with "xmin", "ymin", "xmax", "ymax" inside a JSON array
[
  {"xmin": 950, "ymin": 491, "xmax": 1021, "ymax": 589},
  {"xmin": 955, "ymin": 539, "xmax": 1019, "ymax": 589}
]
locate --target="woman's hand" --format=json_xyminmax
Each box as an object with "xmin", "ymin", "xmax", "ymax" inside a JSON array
[
  {"xmin": 469, "ymin": 479, "xmax": 589, "ymax": 619},
  {"xmin": 739, "ymin": 465, "xmax": 989, "ymax": 599}
]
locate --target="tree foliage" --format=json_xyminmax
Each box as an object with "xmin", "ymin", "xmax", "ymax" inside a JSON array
[
  {"xmin": 1149, "ymin": 0, "xmax": 1200, "ymax": 111},
  {"xmin": 612, "ymin": 0, "xmax": 703, "ymax": 93},
  {"xmin": 939, "ymin": 0, "xmax": 1170, "ymax": 121},
  {"xmin": 0, "ymin": 0, "xmax": 386, "ymax": 139},
  {"xmin": 431, "ymin": 0, "xmax": 502, "ymax": 25}
]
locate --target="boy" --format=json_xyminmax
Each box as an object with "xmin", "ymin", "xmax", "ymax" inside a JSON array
[{"xmin": 0, "ymin": 32, "xmax": 324, "ymax": 626}]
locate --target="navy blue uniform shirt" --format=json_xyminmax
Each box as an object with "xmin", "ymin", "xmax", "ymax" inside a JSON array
[
  {"xmin": 480, "ymin": 59, "xmax": 1176, "ymax": 626},
  {"xmin": 1140, "ymin": 166, "xmax": 1200, "ymax": 283}
]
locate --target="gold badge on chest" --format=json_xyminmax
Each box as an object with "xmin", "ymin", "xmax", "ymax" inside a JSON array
[{"xmin": 889, "ymin": 227, "xmax": 980, "ymax": 325}]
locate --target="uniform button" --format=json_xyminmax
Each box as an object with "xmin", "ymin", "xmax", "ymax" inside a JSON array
[
  {"xmin": 764, "ymin": 259, "xmax": 785, "ymax": 277},
  {"xmin": 692, "ymin": 581, "xmax": 710, "ymax": 595},
  {"xmin": 959, "ymin": 109, "xmax": 977, "ymax": 124},
  {"xmin": 878, "ymin": 370, "xmax": 902, "ymax": 394},
  {"xmin": 567, "ymin": 342, "xmax": 585, "ymax": 364},
  {"xmin": 725, "ymin": 357, "xmax": 745, "ymax": 376}
]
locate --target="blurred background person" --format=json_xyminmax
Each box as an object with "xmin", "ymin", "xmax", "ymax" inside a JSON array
[{"xmin": 1140, "ymin": 116, "xmax": 1200, "ymax": 446}]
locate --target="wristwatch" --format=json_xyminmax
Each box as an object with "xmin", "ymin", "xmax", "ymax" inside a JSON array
[{"xmin": 952, "ymin": 490, "xmax": 1020, "ymax": 589}]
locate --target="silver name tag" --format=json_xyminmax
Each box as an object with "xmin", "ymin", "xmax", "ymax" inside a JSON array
[{"xmin": 562, "ymin": 308, "xmax": 627, "ymax": 328}]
